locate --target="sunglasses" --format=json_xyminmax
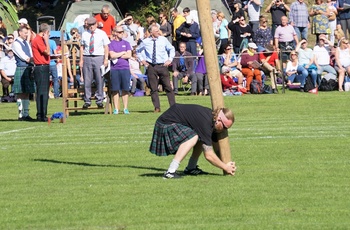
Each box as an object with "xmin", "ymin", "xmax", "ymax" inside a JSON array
[
  {"xmin": 115, "ymin": 31, "xmax": 124, "ymax": 33},
  {"xmin": 240, "ymin": 19, "xmax": 245, "ymax": 21},
  {"xmin": 262, "ymin": 21, "xmax": 268, "ymax": 23}
]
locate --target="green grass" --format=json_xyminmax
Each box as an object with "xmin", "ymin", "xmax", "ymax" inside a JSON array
[{"xmin": 1, "ymin": 89, "xmax": 350, "ymax": 229}]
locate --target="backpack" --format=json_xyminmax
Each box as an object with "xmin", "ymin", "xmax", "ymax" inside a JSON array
[
  {"xmin": 250, "ymin": 80, "xmax": 263, "ymax": 94},
  {"xmin": 318, "ymin": 78, "xmax": 338, "ymax": 91},
  {"xmin": 304, "ymin": 76, "xmax": 315, "ymax": 92},
  {"xmin": 263, "ymin": 84, "xmax": 273, "ymax": 94}
]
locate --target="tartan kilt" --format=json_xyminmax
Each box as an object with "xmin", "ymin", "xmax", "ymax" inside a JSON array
[
  {"xmin": 13, "ymin": 66, "xmax": 35, "ymax": 94},
  {"xmin": 149, "ymin": 121, "xmax": 197, "ymax": 156}
]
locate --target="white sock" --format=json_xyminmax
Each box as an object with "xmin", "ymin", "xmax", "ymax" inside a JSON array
[
  {"xmin": 186, "ymin": 157, "xmax": 198, "ymax": 170},
  {"xmin": 22, "ymin": 99, "xmax": 30, "ymax": 117},
  {"xmin": 17, "ymin": 99, "xmax": 23, "ymax": 118},
  {"xmin": 167, "ymin": 159, "xmax": 180, "ymax": 173}
]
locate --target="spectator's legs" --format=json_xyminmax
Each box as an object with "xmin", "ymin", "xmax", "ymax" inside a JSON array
[
  {"xmin": 50, "ymin": 64, "xmax": 59, "ymax": 98},
  {"xmin": 146, "ymin": 65, "xmax": 161, "ymax": 109},
  {"xmin": 189, "ymin": 73, "xmax": 197, "ymax": 94},
  {"xmin": 241, "ymin": 68, "xmax": 254, "ymax": 91},
  {"xmin": 297, "ymin": 65, "xmax": 308, "ymax": 88},
  {"xmin": 156, "ymin": 65, "xmax": 175, "ymax": 106},
  {"xmin": 196, "ymin": 73, "xmax": 204, "ymax": 94}
]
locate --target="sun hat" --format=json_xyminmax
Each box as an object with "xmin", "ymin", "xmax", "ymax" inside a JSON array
[
  {"xmin": 18, "ymin": 18, "xmax": 28, "ymax": 24},
  {"xmin": 248, "ymin": 42, "xmax": 258, "ymax": 49},
  {"xmin": 221, "ymin": 66, "xmax": 231, "ymax": 74}
]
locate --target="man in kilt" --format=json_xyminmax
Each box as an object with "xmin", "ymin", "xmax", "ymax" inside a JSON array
[
  {"xmin": 12, "ymin": 26, "xmax": 35, "ymax": 121},
  {"xmin": 149, "ymin": 103, "xmax": 237, "ymax": 179}
]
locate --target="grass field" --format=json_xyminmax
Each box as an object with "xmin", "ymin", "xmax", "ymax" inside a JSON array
[{"xmin": 1, "ymin": 90, "xmax": 350, "ymax": 229}]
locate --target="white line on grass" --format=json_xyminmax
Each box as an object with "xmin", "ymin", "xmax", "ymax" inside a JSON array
[{"xmin": 0, "ymin": 127, "xmax": 36, "ymax": 135}]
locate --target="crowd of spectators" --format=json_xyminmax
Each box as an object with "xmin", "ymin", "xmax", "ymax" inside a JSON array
[{"xmin": 1, "ymin": 0, "xmax": 350, "ymax": 118}]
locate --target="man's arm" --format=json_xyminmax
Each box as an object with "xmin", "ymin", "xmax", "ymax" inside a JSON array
[{"xmin": 202, "ymin": 144, "xmax": 236, "ymax": 175}]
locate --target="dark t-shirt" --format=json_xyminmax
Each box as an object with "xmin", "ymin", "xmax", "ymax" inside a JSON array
[
  {"xmin": 228, "ymin": 23, "xmax": 253, "ymax": 47},
  {"xmin": 270, "ymin": 4, "xmax": 288, "ymax": 25},
  {"xmin": 157, "ymin": 104, "xmax": 214, "ymax": 145}
]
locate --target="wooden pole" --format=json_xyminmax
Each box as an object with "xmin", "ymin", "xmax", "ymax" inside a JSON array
[{"xmin": 196, "ymin": 0, "xmax": 233, "ymax": 174}]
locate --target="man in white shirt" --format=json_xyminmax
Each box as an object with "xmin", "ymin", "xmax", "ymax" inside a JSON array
[
  {"xmin": 313, "ymin": 35, "xmax": 337, "ymax": 80},
  {"xmin": 0, "ymin": 49, "xmax": 16, "ymax": 96},
  {"xmin": 79, "ymin": 17, "xmax": 110, "ymax": 109}
]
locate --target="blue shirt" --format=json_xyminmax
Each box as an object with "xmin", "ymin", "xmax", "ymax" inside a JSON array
[
  {"xmin": 136, "ymin": 36, "xmax": 175, "ymax": 64},
  {"xmin": 49, "ymin": 39, "xmax": 57, "ymax": 66}
]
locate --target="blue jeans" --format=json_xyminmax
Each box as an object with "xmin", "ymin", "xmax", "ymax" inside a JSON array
[
  {"xmin": 50, "ymin": 64, "xmax": 59, "ymax": 98},
  {"xmin": 294, "ymin": 27, "xmax": 308, "ymax": 40},
  {"xmin": 296, "ymin": 65, "xmax": 309, "ymax": 87},
  {"xmin": 298, "ymin": 65, "xmax": 317, "ymax": 87}
]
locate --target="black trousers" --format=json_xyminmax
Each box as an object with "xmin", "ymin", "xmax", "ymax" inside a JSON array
[
  {"xmin": 147, "ymin": 64, "xmax": 175, "ymax": 110},
  {"xmin": 34, "ymin": 65, "xmax": 50, "ymax": 119}
]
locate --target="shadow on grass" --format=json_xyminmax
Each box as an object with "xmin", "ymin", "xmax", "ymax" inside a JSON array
[{"xmin": 33, "ymin": 158, "xmax": 221, "ymax": 177}]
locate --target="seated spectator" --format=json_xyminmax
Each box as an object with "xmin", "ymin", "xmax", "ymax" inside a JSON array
[
  {"xmin": 0, "ymin": 49, "xmax": 16, "ymax": 96},
  {"xmin": 240, "ymin": 42, "xmax": 262, "ymax": 91},
  {"xmin": 334, "ymin": 39, "xmax": 350, "ymax": 91},
  {"xmin": 4, "ymin": 34, "xmax": 14, "ymax": 52},
  {"xmin": 220, "ymin": 43, "xmax": 244, "ymax": 86},
  {"xmin": 259, "ymin": 44, "xmax": 281, "ymax": 93},
  {"xmin": 286, "ymin": 50, "xmax": 306, "ymax": 91},
  {"xmin": 295, "ymin": 39, "xmax": 317, "ymax": 89},
  {"xmin": 313, "ymin": 34, "xmax": 337, "ymax": 81},
  {"xmin": 172, "ymin": 42, "xmax": 197, "ymax": 95},
  {"xmin": 221, "ymin": 65, "xmax": 238, "ymax": 95},
  {"xmin": 129, "ymin": 49, "xmax": 147, "ymax": 95}
]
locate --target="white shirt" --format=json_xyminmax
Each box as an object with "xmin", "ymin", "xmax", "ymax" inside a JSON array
[
  {"xmin": 0, "ymin": 55, "xmax": 17, "ymax": 76},
  {"xmin": 81, "ymin": 28, "xmax": 110, "ymax": 56},
  {"xmin": 313, "ymin": 45, "xmax": 330, "ymax": 65},
  {"xmin": 12, "ymin": 37, "xmax": 33, "ymax": 61}
]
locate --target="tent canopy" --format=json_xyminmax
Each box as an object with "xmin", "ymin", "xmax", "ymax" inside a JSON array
[
  {"xmin": 0, "ymin": 0, "xmax": 19, "ymax": 35},
  {"xmin": 58, "ymin": 0, "xmax": 123, "ymax": 31}
]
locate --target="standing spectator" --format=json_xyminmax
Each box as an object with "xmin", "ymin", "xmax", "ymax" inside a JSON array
[
  {"xmin": 275, "ymin": 16, "xmax": 299, "ymax": 63},
  {"xmin": 337, "ymin": 0, "xmax": 350, "ymax": 39},
  {"xmin": 129, "ymin": 49, "xmax": 147, "ymax": 95},
  {"xmin": 136, "ymin": 25, "xmax": 176, "ymax": 113},
  {"xmin": 240, "ymin": 42, "xmax": 262, "ymax": 91},
  {"xmin": 49, "ymin": 38, "xmax": 59, "ymax": 99},
  {"xmin": 228, "ymin": 16, "xmax": 253, "ymax": 54},
  {"xmin": 295, "ymin": 39, "xmax": 318, "ymax": 89},
  {"xmin": 211, "ymin": 10, "xmax": 220, "ymax": 40},
  {"xmin": 253, "ymin": 15, "xmax": 273, "ymax": 52},
  {"xmin": 176, "ymin": 15, "xmax": 200, "ymax": 56},
  {"xmin": 109, "ymin": 26, "xmax": 132, "ymax": 115},
  {"xmin": 172, "ymin": 42, "xmax": 197, "ymax": 95},
  {"xmin": 327, "ymin": 0, "xmax": 338, "ymax": 44},
  {"xmin": 313, "ymin": 35, "xmax": 337, "ymax": 80},
  {"xmin": 171, "ymin": 8, "xmax": 186, "ymax": 51},
  {"xmin": 12, "ymin": 26, "xmax": 35, "ymax": 121},
  {"xmin": 31, "ymin": 23, "xmax": 51, "ymax": 122},
  {"xmin": 94, "ymin": 4, "xmax": 116, "ymax": 38},
  {"xmin": 289, "ymin": 0, "xmax": 310, "ymax": 40},
  {"xmin": 118, "ymin": 13, "xmax": 138, "ymax": 47},
  {"xmin": 217, "ymin": 12, "xmax": 231, "ymax": 54},
  {"xmin": 265, "ymin": 0, "xmax": 290, "ymax": 36},
  {"xmin": 159, "ymin": 12, "xmax": 172, "ymax": 44},
  {"xmin": 245, "ymin": 0, "xmax": 261, "ymax": 32},
  {"xmin": 231, "ymin": 0, "xmax": 245, "ymax": 24},
  {"xmin": 259, "ymin": 44, "xmax": 282, "ymax": 93},
  {"xmin": 134, "ymin": 19, "xmax": 145, "ymax": 43},
  {"xmin": 0, "ymin": 49, "xmax": 16, "ymax": 96},
  {"xmin": 79, "ymin": 17, "xmax": 110, "ymax": 109},
  {"xmin": 0, "ymin": 17, "xmax": 7, "ymax": 37},
  {"xmin": 78, "ymin": 18, "xmax": 89, "ymax": 36},
  {"xmin": 310, "ymin": 0, "xmax": 330, "ymax": 43},
  {"xmin": 4, "ymin": 34, "xmax": 15, "ymax": 51},
  {"xmin": 149, "ymin": 104, "xmax": 236, "ymax": 179}
]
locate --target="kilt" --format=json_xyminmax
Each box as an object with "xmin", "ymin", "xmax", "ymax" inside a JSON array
[
  {"xmin": 149, "ymin": 121, "xmax": 197, "ymax": 156},
  {"xmin": 13, "ymin": 66, "xmax": 35, "ymax": 94}
]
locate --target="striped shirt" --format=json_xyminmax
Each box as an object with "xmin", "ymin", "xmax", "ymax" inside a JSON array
[{"xmin": 289, "ymin": 1, "xmax": 309, "ymax": 27}]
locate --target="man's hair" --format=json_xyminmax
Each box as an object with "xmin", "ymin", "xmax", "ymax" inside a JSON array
[
  {"xmin": 102, "ymin": 4, "xmax": 110, "ymax": 12},
  {"xmin": 148, "ymin": 24, "xmax": 158, "ymax": 33},
  {"xmin": 170, "ymin": 8, "xmax": 178, "ymax": 13},
  {"xmin": 39, "ymin": 23, "xmax": 50, "ymax": 33},
  {"xmin": 17, "ymin": 25, "xmax": 28, "ymax": 33},
  {"xmin": 183, "ymin": 7, "xmax": 190, "ymax": 13}
]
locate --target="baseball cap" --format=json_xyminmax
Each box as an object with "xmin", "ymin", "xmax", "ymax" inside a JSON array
[{"xmin": 86, "ymin": 17, "xmax": 97, "ymax": 25}]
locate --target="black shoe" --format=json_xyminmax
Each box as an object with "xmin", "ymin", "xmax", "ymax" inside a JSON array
[
  {"xmin": 272, "ymin": 88, "xmax": 278, "ymax": 94},
  {"xmin": 163, "ymin": 171, "xmax": 182, "ymax": 179},
  {"xmin": 83, "ymin": 103, "xmax": 90, "ymax": 109},
  {"xmin": 96, "ymin": 102, "xmax": 104, "ymax": 108},
  {"xmin": 37, "ymin": 117, "xmax": 48, "ymax": 122},
  {"xmin": 299, "ymin": 88, "xmax": 305, "ymax": 92},
  {"xmin": 18, "ymin": 116, "xmax": 34, "ymax": 121},
  {"xmin": 184, "ymin": 165, "xmax": 209, "ymax": 176}
]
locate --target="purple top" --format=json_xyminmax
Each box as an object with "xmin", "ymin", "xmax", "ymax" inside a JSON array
[
  {"xmin": 109, "ymin": 39, "xmax": 132, "ymax": 70},
  {"xmin": 195, "ymin": 56, "xmax": 206, "ymax": 74}
]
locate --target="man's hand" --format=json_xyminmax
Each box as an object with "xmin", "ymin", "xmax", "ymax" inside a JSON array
[
  {"xmin": 225, "ymin": 161, "xmax": 237, "ymax": 176},
  {"xmin": 164, "ymin": 60, "xmax": 172, "ymax": 67}
]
